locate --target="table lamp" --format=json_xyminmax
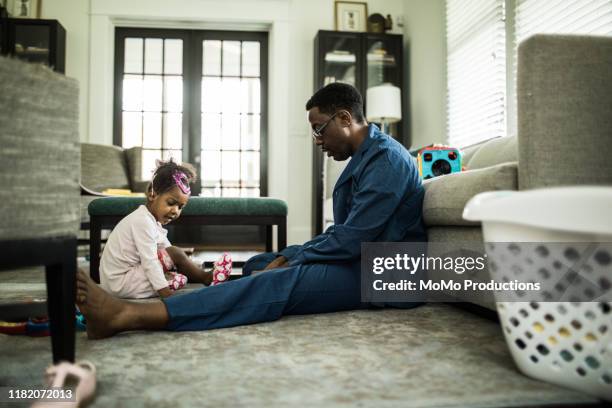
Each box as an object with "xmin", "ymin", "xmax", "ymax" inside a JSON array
[{"xmin": 366, "ymin": 84, "xmax": 402, "ymax": 136}]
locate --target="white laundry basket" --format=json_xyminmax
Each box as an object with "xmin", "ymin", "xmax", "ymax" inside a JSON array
[{"xmin": 463, "ymin": 187, "xmax": 612, "ymax": 401}]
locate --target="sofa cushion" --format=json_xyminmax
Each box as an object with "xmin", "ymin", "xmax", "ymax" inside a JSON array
[
  {"xmin": 423, "ymin": 162, "xmax": 518, "ymax": 227},
  {"xmin": 89, "ymin": 196, "xmax": 288, "ymax": 217},
  {"xmin": 81, "ymin": 143, "xmax": 131, "ymax": 191},
  {"xmin": 465, "ymin": 136, "xmax": 517, "ymax": 170},
  {"xmin": 518, "ymin": 35, "xmax": 612, "ymax": 190}
]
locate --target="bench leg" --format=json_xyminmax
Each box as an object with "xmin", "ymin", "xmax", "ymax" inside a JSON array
[
  {"xmin": 265, "ymin": 225, "xmax": 273, "ymax": 252},
  {"xmin": 45, "ymin": 238, "xmax": 76, "ymax": 364},
  {"xmin": 90, "ymin": 218, "xmax": 102, "ymax": 283},
  {"xmin": 278, "ymin": 218, "xmax": 287, "ymax": 251}
]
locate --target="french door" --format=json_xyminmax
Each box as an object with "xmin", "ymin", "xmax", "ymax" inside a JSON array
[{"xmin": 114, "ymin": 28, "xmax": 268, "ymax": 197}]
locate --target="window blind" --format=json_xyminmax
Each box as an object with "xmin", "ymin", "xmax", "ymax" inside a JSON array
[
  {"xmin": 516, "ymin": 0, "xmax": 612, "ymax": 44},
  {"xmin": 508, "ymin": 0, "xmax": 612, "ymax": 134},
  {"xmin": 446, "ymin": 0, "xmax": 507, "ymax": 147}
]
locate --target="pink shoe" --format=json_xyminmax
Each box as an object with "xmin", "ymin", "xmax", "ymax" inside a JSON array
[
  {"xmin": 32, "ymin": 360, "xmax": 96, "ymax": 407},
  {"xmin": 167, "ymin": 272, "xmax": 188, "ymax": 291},
  {"xmin": 212, "ymin": 253, "xmax": 232, "ymax": 285}
]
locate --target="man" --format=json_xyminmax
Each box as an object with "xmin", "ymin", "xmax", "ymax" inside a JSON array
[{"xmin": 76, "ymin": 83, "xmax": 425, "ymax": 338}]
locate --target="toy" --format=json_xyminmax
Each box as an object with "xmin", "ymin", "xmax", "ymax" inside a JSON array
[
  {"xmin": 0, "ymin": 310, "xmax": 86, "ymax": 337},
  {"xmin": 417, "ymin": 146, "xmax": 463, "ymax": 179}
]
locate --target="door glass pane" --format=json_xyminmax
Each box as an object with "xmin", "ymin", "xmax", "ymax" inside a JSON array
[
  {"xmin": 222, "ymin": 41, "xmax": 241, "ymax": 76},
  {"xmin": 203, "ymin": 40, "xmax": 221, "ymax": 76},
  {"xmin": 202, "ymin": 151, "xmax": 221, "ymax": 183},
  {"xmin": 202, "ymin": 113, "xmax": 221, "ymax": 150},
  {"xmin": 221, "ymin": 114, "xmax": 241, "ymax": 150},
  {"xmin": 122, "ymin": 112, "xmax": 142, "ymax": 148},
  {"xmin": 124, "ymin": 38, "xmax": 143, "ymax": 73},
  {"xmin": 143, "ymin": 112, "xmax": 162, "ymax": 148},
  {"xmin": 164, "ymin": 39, "xmax": 183, "ymax": 75},
  {"xmin": 143, "ymin": 75, "xmax": 163, "ymax": 111},
  {"xmin": 142, "ymin": 149, "xmax": 162, "ymax": 180},
  {"xmin": 163, "ymin": 76, "xmax": 183, "ymax": 112},
  {"xmin": 200, "ymin": 36, "xmax": 263, "ymax": 197},
  {"xmin": 222, "ymin": 78, "xmax": 241, "ymax": 113},
  {"xmin": 202, "ymin": 77, "xmax": 222, "ymax": 113},
  {"xmin": 241, "ymin": 78, "xmax": 260, "ymax": 114},
  {"xmin": 123, "ymin": 75, "xmax": 143, "ymax": 111},
  {"xmin": 241, "ymin": 114, "xmax": 260, "ymax": 150},
  {"xmin": 241, "ymin": 188, "xmax": 260, "ymax": 197},
  {"xmin": 222, "ymin": 188, "xmax": 241, "ymax": 197},
  {"xmin": 144, "ymin": 38, "xmax": 163, "ymax": 74},
  {"xmin": 121, "ymin": 36, "xmax": 184, "ymax": 174},
  {"xmin": 201, "ymin": 187, "xmax": 221, "ymax": 197},
  {"xmin": 221, "ymin": 151, "xmax": 240, "ymax": 184},
  {"xmin": 163, "ymin": 149, "xmax": 182, "ymax": 161},
  {"xmin": 163, "ymin": 113, "xmax": 182, "ymax": 149},
  {"xmin": 242, "ymin": 41, "xmax": 260, "ymax": 76},
  {"xmin": 241, "ymin": 151, "xmax": 259, "ymax": 187}
]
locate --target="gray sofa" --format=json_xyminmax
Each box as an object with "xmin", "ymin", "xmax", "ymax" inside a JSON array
[
  {"xmin": 80, "ymin": 143, "xmax": 148, "ymax": 229},
  {"xmin": 0, "ymin": 56, "xmax": 80, "ymax": 362},
  {"xmin": 423, "ymin": 34, "xmax": 612, "ymax": 311}
]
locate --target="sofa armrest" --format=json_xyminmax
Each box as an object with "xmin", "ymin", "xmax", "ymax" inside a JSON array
[{"xmin": 423, "ymin": 162, "xmax": 518, "ymax": 227}]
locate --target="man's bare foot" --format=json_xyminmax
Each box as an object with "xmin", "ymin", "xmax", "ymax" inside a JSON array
[
  {"xmin": 76, "ymin": 269, "xmax": 127, "ymax": 339},
  {"xmin": 76, "ymin": 269, "xmax": 170, "ymax": 339}
]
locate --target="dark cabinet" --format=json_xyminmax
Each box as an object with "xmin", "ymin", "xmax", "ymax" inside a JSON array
[
  {"xmin": 0, "ymin": 18, "xmax": 66, "ymax": 73},
  {"xmin": 312, "ymin": 30, "xmax": 405, "ymax": 235}
]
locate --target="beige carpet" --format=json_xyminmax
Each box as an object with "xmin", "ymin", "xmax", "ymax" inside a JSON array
[{"xmin": 0, "ymin": 267, "xmax": 600, "ymax": 408}]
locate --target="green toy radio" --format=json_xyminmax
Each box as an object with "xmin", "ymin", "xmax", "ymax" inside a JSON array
[{"xmin": 417, "ymin": 146, "xmax": 463, "ymax": 179}]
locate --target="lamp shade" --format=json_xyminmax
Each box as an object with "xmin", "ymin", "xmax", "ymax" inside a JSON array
[{"xmin": 366, "ymin": 84, "xmax": 402, "ymax": 123}]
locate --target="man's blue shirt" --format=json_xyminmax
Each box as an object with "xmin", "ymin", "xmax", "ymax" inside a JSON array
[{"xmin": 283, "ymin": 124, "xmax": 425, "ymax": 266}]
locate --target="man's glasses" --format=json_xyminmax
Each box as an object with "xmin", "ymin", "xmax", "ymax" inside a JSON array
[{"xmin": 312, "ymin": 112, "xmax": 338, "ymax": 140}]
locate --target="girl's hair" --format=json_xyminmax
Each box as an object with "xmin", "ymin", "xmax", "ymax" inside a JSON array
[{"xmin": 148, "ymin": 158, "xmax": 197, "ymax": 196}]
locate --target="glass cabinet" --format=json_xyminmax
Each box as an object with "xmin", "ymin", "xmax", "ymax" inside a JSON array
[
  {"xmin": 0, "ymin": 18, "xmax": 65, "ymax": 73},
  {"xmin": 312, "ymin": 30, "xmax": 405, "ymax": 235}
]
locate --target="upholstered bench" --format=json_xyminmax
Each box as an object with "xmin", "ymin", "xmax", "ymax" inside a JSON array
[{"xmin": 88, "ymin": 196, "xmax": 288, "ymax": 282}]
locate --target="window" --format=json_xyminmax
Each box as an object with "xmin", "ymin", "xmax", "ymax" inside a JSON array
[
  {"xmin": 114, "ymin": 29, "xmax": 268, "ymax": 197},
  {"xmin": 446, "ymin": 0, "xmax": 507, "ymax": 147},
  {"xmin": 446, "ymin": 0, "xmax": 612, "ymax": 147}
]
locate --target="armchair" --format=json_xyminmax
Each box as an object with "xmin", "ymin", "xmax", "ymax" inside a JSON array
[
  {"xmin": 79, "ymin": 143, "xmax": 147, "ymax": 239},
  {"xmin": 0, "ymin": 57, "xmax": 80, "ymax": 363}
]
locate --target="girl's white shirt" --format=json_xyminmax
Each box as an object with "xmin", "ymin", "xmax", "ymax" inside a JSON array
[{"xmin": 100, "ymin": 205, "xmax": 171, "ymax": 295}]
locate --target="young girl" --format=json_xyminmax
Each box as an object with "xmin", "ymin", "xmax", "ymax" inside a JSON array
[{"xmin": 99, "ymin": 159, "xmax": 232, "ymax": 299}]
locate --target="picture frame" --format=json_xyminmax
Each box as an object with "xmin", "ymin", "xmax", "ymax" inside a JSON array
[
  {"xmin": 6, "ymin": 0, "xmax": 41, "ymax": 18},
  {"xmin": 335, "ymin": 1, "xmax": 368, "ymax": 32}
]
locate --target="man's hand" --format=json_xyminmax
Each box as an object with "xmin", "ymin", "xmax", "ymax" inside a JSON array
[{"xmin": 264, "ymin": 256, "xmax": 289, "ymax": 271}]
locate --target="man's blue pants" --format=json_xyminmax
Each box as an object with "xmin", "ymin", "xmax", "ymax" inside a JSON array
[{"xmin": 162, "ymin": 249, "xmax": 366, "ymax": 331}]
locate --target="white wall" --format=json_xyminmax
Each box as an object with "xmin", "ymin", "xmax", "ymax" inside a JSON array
[
  {"xmin": 402, "ymin": 0, "xmax": 447, "ymax": 147},
  {"xmin": 40, "ymin": 0, "xmax": 90, "ymax": 144},
  {"xmin": 41, "ymin": 0, "xmax": 446, "ymax": 244}
]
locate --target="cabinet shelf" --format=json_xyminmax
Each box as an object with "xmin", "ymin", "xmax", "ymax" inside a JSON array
[{"xmin": 0, "ymin": 18, "xmax": 66, "ymax": 73}]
